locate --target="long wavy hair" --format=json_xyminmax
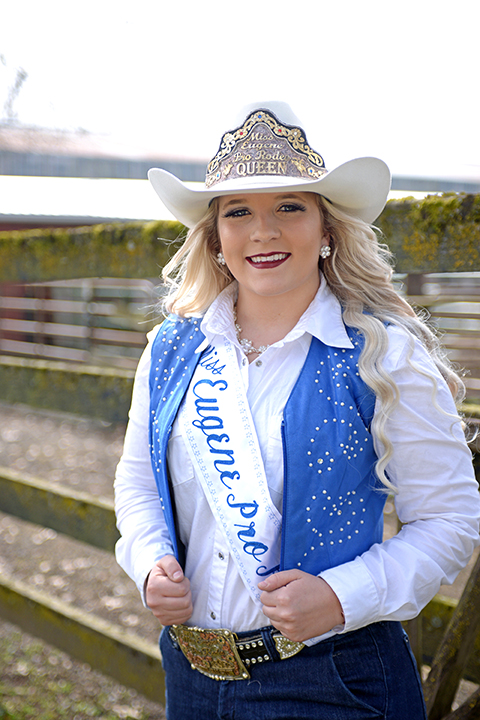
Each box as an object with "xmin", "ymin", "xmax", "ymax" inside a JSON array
[{"xmin": 161, "ymin": 194, "xmax": 464, "ymax": 492}]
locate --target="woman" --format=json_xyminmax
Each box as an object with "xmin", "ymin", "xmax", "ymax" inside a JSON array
[{"xmin": 114, "ymin": 102, "xmax": 480, "ymax": 719}]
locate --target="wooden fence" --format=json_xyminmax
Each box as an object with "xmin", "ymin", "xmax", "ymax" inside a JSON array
[
  {"xmin": 0, "ymin": 277, "xmax": 158, "ymax": 369},
  {"xmin": 0, "ymin": 272, "xmax": 479, "ymax": 398},
  {"xmin": 0, "ymin": 466, "xmax": 164, "ymax": 704},
  {"xmin": 405, "ymin": 273, "xmax": 480, "ymax": 397}
]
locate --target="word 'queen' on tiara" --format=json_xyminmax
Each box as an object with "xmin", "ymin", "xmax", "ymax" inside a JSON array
[{"xmin": 205, "ymin": 109, "xmax": 327, "ymax": 189}]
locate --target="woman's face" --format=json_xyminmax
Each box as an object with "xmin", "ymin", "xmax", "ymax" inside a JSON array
[{"xmin": 217, "ymin": 192, "xmax": 328, "ymax": 305}]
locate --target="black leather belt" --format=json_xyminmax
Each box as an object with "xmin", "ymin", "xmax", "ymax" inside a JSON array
[{"xmin": 169, "ymin": 624, "xmax": 305, "ymax": 681}]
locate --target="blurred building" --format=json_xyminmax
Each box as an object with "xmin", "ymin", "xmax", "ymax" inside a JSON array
[
  {"xmin": 1, "ymin": 123, "xmax": 480, "ymax": 231},
  {"xmin": 0, "ymin": 124, "xmax": 206, "ymax": 230}
]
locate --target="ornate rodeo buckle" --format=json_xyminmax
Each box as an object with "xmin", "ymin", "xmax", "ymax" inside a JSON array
[
  {"xmin": 171, "ymin": 625, "xmax": 250, "ymax": 681},
  {"xmin": 273, "ymin": 633, "xmax": 305, "ymax": 659}
]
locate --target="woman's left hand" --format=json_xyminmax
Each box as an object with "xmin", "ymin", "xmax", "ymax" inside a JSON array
[{"xmin": 258, "ymin": 570, "xmax": 344, "ymax": 643}]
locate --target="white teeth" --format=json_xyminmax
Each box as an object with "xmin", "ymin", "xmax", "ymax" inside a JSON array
[{"xmin": 250, "ymin": 253, "xmax": 288, "ymax": 263}]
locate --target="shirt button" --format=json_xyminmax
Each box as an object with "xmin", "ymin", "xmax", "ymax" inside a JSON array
[
  {"xmin": 242, "ymin": 358, "xmax": 247, "ymax": 366},
  {"xmin": 218, "ymin": 552, "xmax": 225, "ymax": 560},
  {"xmin": 255, "ymin": 360, "xmax": 262, "ymax": 367},
  {"xmin": 210, "ymin": 611, "xmax": 216, "ymax": 620}
]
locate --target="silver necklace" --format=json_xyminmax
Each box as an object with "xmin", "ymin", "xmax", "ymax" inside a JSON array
[{"xmin": 233, "ymin": 305, "xmax": 270, "ymax": 356}]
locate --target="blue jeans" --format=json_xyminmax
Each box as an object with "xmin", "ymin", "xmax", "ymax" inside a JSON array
[{"xmin": 159, "ymin": 621, "xmax": 427, "ymax": 719}]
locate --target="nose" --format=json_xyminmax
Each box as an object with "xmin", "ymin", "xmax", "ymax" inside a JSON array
[{"xmin": 250, "ymin": 211, "xmax": 281, "ymax": 243}]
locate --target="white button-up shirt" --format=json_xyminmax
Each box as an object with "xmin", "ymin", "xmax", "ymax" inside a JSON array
[{"xmin": 114, "ymin": 278, "xmax": 480, "ymax": 639}]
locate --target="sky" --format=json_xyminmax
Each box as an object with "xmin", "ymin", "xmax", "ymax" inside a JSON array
[{"xmin": 1, "ymin": 0, "xmax": 479, "ymax": 181}]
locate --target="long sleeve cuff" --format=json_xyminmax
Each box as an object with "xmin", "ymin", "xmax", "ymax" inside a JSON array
[{"xmin": 320, "ymin": 556, "xmax": 380, "ymax": 633}]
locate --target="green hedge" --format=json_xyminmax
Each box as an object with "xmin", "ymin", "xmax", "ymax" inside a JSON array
[
  {"xmin": 378, "ymin": 192, "xmax": 480, "ymax": 273},
  {"xmin": 0, "ymin": 219, "xmax": 185, "ymax": 283},
  {"xmin": 0, "ymin": 193, "xmax": 479, "ymax": 282}
]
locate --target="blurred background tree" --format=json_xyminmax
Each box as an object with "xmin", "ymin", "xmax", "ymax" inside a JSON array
[{"xmin": 1, "ymin": 52, "xmax": 28, "ymax": 125}]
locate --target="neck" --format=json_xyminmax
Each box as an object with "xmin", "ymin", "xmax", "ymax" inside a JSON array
[{"xmin": 235, "ymin": 280, "xmax": 320, "ymax": 348}]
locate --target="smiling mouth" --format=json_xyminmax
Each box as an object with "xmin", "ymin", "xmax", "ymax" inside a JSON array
[{"xmin": 247, "ymin": 252, "xmax": 290, "ymax": 267}]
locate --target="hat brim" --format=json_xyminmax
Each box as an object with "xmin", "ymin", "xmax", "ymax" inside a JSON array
[{"xmin": 148, "ymin": 157, "xmax": 391, "ymax": 228}]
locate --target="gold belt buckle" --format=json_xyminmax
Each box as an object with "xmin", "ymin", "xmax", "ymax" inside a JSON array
[{"xmin": 171, "ymin": 625, "xmax": 250, "ymax": 681}]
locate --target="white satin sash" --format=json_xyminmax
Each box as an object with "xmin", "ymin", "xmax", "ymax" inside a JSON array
[{"xmin": 180, "ymin": 336, "xmax": 281, "ymax": 606}]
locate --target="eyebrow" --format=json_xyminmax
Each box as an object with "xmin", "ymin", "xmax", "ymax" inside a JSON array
[
  {"xmin": 221, "ymin": 193, "xmax": 305, "ymax": 208},
  {"xmin": 221, "ymin": 198, "xmax": 248, "ymax": 208}
]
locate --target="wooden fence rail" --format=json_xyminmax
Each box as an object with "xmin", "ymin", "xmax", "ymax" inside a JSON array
[
  {"xmin": 0, "ymin": 466, "xmax": 119, "ymax": 552},
  {"xmin": 0, "ymin": 277, "xmax": 158, "ymax": 369},
  {"xmin": 0, "ymin": 573, "xmax": 164, "ymax": 704}
]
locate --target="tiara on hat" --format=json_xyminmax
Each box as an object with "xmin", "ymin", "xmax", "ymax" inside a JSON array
[
  {"xmin": 205, "ymin": 109, "xmax": 327, "ymax": 188},
  {"xmin": 148, "ymin": 102, "xmax": 391, "ymax": 227}
]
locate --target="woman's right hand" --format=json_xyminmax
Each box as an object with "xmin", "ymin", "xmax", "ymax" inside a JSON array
[{"xmin": 145, "ymin": 555, "xmax": 193, "ymax": 625}]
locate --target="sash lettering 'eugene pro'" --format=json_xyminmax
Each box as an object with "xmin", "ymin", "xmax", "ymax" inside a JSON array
[{"xmin": 180, "ymin": 335, "xmax": 281, "ymax": 606}]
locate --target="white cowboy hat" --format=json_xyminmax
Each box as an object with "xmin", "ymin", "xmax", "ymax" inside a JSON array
[{"xmin": 148, "ymin": 101, "xmax": 391, "ymax": 228}]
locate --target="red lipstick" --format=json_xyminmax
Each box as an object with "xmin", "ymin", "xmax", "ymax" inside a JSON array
[{"xmin": 246, "ymin": 252, "xmax": 290, "ymax": 269}]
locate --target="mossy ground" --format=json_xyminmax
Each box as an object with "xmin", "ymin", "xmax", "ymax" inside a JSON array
[{"xmin": 0, "ymin": 622, "xmax": 165, "ymax": 720}]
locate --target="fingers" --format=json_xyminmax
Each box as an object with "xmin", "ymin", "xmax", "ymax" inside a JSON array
[
  {"xmin": 145, "ymin": 555, "xmax": 193, "ymax": 625},
  {"xmin": 258, "ymin": 569, "xmax": 300, "ymax": 594},
  {"xmin": 258, "ymin": 571, "xmax": 305, "ymax": 639},
  {"xmin": 147, "ymin": 584, "xmax": 192, "ymax": 625},
  {"xmin": 155, "ymin": 554, "xmax": 185, "ymax": 582},
  {"xmin": 258, "ymin": 571, "xmax": 345, "ymax": 642}
]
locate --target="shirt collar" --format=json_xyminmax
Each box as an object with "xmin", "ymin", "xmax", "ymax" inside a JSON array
[{"xmin": 199, "ymin": 276, "xmax": 354, "ymax": 352}]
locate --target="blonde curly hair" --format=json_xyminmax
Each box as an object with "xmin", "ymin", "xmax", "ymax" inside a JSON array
[{"xmin": 161, "ymin": 193, "xmax": 464, "ymax": 492}]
